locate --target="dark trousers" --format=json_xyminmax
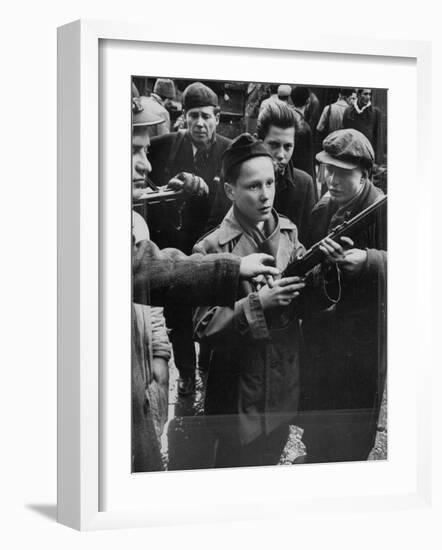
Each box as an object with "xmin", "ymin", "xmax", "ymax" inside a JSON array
[{"xmin": 165, "ymin": 304, "xmax": 196, "ymax": 379}]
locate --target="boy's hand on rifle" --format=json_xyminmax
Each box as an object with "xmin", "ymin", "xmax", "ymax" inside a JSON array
[
  {"xmin": 319, "ymin": 236, "xmax": 367, "ymax": 277},
  {"xmin": 258, "ymin": 276, "xmax": 305, "ymax": 310}
]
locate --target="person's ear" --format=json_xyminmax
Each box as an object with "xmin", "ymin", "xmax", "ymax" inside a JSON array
[{"xmin": 224, "ymin": 181, "xmax": 235, "ymax": 202}]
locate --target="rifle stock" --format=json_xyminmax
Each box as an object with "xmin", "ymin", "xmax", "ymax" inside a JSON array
[{"xmin": 282, "ymin": 195, "xmax": 387, "ymax": 278}]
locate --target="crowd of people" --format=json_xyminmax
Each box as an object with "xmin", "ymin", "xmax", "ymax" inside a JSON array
[{"xmin": 131, "ymin": 78, "xmax": 387, "ymax": 472}]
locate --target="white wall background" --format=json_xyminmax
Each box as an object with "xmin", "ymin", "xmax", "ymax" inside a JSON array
[{"xmin": 0, "ymin": 1, "xmax": 440, "ymax": 547}]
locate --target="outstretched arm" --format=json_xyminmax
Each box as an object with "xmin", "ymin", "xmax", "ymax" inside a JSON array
[{"xmin": 133, "ymin": 240, "xmax": 279, "ymax": 307}]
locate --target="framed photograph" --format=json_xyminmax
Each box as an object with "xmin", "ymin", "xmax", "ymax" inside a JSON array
[{"xmin": 57, "ymin": 19, "xmax": 432, "ymax": 530}]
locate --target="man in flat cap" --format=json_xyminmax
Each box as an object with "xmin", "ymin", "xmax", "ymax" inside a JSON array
[
  {"xmin": 193, "ymin": 133, "xmax": 307, "ymax": 468},
  {"xmin": 147, "ymin": 81, "xmax": 231, "ymax": 396},
  {"xmin": 299, "ymin": 128, "xmax": 387, "ymax": 464}
]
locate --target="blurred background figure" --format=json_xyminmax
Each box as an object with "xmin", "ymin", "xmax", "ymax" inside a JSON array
[
  {"xmin": 317, "ymin": 88, "xmax": 356, "ymax": 136},
  {"xmin": 290, "ymin": 86, "xmax": 316, "ymax": 188},
  {"xmin": 276, "ymin": 84, "xmax": 292, "ymax": 105},
  {"xmin": 141, "ymin": 78, "xmax": 176, "ymax": 137},
  {"xmin": 153, "ymin": 79, "xmax": 176, "ymax": 112},
  {"xmin": 259, "ymin": 83, "xmax": 280, "ymax": 113},
  {"xmin": 244, "ymin": 82, "xmax": 270, "ymax": 133},
  {"xmin": 343, "ymin": 88, "xmax": 383, "ymax": 164},
  {"xmin": 305, "ymin": 90, "xmax": 321, "ymax": 135}
]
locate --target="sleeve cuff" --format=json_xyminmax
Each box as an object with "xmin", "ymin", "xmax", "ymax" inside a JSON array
[{"xmin": 234, "ymin": 292, "xmax": 269, "ymax": 340}]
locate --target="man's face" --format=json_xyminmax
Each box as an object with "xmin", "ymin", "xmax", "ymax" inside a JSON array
[
  {"xmin": 324, "ymin": 164, "xmax": 363, "ymax": 205},
  {"xmin": 358, "ymin": 89, "xmax": 372, "ymax": 107},
  {"xmin": 346, "ymin": 92, "xmax": 357, "ymax": 106},
  {"xmin": 225, "ymin": 156, "xmax": 275, "ymax": 226},
  {"xmin": 185, "ymin": 106, "xmax": 219, "ymax": 148},
  {"xmin": 132, "ymin": 126, "xmax": 152, "ymax": 200},
  {"xmin": 262, "ymin": 125, "xmax": 295, "ymax": 176}
]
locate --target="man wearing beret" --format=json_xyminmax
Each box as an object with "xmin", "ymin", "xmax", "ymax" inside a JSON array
[
  {"xmin": 300, "ymin": 128, "xmax": 387, "ymax": 463},
  {"xmin": 147, "ymin": 81, "xmax": 232, "ymax": 396},
  {"xmin": 193, "ymin": 133, "xmax": 307, "ymax": 468},
  {"xmin": 207, "ymin": 101, "xmax": 316, "ymax": 243},
  {"xmin": 148, "ymin": 81, "xmax": 231, "ymax": 250}
]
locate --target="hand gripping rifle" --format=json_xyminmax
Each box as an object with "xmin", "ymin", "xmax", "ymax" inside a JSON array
[{"xmin": 282, "ymin": 195, "xmax": 387, "ymax": 278}]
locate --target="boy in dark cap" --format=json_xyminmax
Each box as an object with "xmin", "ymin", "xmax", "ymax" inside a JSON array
[
  {"xmin": 147, "ymin": 81, "xmax": 232, "ymax": 396},
  {"xmin": 207, "ymin": 101, "xmax": 316, "ymax": 242},
  {"xmin": 193, "ymin": 133, "xmax": 307, "ymax": 468},
  {"xmin": 300, "ymin": 128, "xmax": 387, "ymax": 463}
]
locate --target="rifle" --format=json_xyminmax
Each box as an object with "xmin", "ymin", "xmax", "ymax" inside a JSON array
[
  {"xmin": 133, "ymin": 176, "xmax": 183, "ymax": 206},
  {"xmin": 282, "ymin": 195, "xmax": 387, "ymax": 278}
]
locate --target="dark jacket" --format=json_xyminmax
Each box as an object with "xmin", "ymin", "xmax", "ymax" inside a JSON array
[
  {"xmin": 193, "ymin": 209, "xmax": 305, "ymax": 445},
  {"xmin": 292, "ymin": 108, "xmax": 316, "ymax": 182},
  {"xmin": 301, "ymin": 181, "xmax": 387, "ymax": 456},
  {"xmin": 273, "ymin": 164, "xmax": 316, "ymax": 243},
  {"xmin": 343, "ymin": 104, "xmax": 383, "ymax": 163},
  {"xmin": 206, "ymin": 164, "xmax": 316, "ymax": 243},
  {"xmin": 148, "ymin": 131, "xmax": 231, "ymax": 252}
]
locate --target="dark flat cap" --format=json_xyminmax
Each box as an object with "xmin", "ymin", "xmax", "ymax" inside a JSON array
[
  {"xmin": 316, "ymin": 128, "xmax": 374, "ymax": 169},
  {"xmin": 182, "ymin": 82, "xmax": 218, "ymax": 110},
  {"xmin": 222, "ymin": 133, "xmax": 272, "ymax": 180}
]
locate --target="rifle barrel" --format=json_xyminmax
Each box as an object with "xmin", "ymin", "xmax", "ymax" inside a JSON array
[{"xmin": 282, "ymin": 194, "xmax": 387, "ymax": 278}]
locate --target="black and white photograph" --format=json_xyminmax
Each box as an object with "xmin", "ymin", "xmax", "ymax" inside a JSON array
[{"xmin": 131, "ymin": 76, "xmax": 387, "ymax": 473}]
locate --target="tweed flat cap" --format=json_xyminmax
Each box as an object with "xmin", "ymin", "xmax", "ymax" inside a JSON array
[
  {"xmin": 316, "ymin": 128, "xmax": 375, "ymax": 169},
  {"xmin": 132, "ymin": 96, "xmax": 165, "ymax": 127},
  {"xmin": 182, "ymin": 82, "xmax": 218, "ymax": 110},
  {"xmin": 222, "ymin": 133, "xmax": 272, "ymax": 179}
]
